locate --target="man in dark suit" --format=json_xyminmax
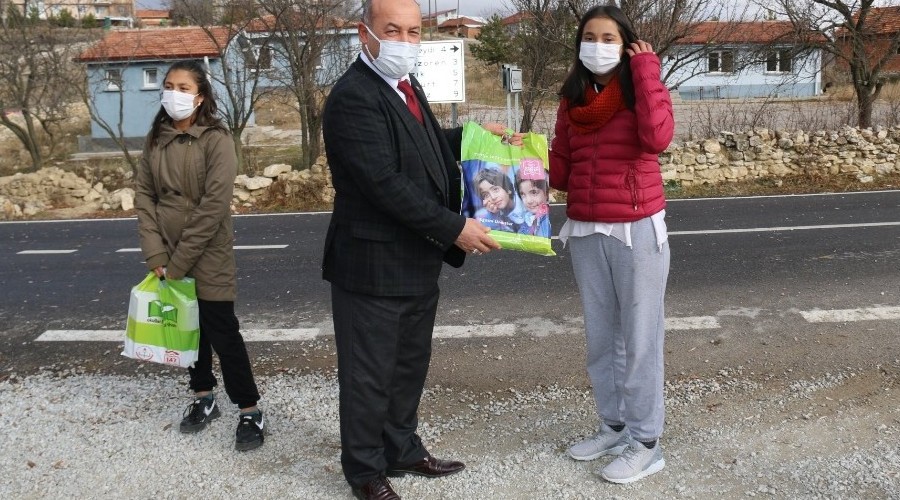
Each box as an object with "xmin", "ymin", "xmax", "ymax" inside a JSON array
[{"xmin": 322, "ymin": 0, "xmax": 519, "ymax": 498}]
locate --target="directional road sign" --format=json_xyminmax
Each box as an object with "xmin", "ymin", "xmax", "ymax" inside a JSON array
[{"xmin": 413, "ymin": 40, "xmax": 466, "ymax": 103}]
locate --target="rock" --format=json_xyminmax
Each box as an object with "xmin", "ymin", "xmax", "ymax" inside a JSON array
[
  {"xmin": 263, "ymin": 164, "xmax": 292, "ymax": 178},
  {"xmin": 109, "ymin": 188, "xmax": 135, "ymax": 211},
  {"xmin": 702, "ymin": 139, "xmax": 721, "ymax": 154},
  {"xmin": 241, "ymin": 176, "xmax": 273, "ymax": 191}
]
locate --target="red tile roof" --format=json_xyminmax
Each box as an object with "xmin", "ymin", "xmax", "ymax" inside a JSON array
[
  {"xmin": 852, "ymin": 6, "xmax": 900, "ymax": 35},
  {"xmin": 75, "ymin": 27, "xmax": 232, "ymax": 62},
  {"xmin": 243, "ymin": 13, "xmax": 354, "ymax": 33},
  {"xmin": 674, "ymin": 20, "xmax": 826, "ymax": 45},
  {"xmin": 135, "ymin": 9, "xmax": 170, "ymax": 19},
  {"xmin": 438, "ymin": 17, "xmax": 484, "ymax": 28},
  {"xmin": 501, "ymin": 12, "xmax": 534, "ymax": 26}
]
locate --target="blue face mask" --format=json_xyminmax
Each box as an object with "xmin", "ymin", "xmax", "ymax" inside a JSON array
[{"xmin": 364, "ymin": 25, "xmax": 420, "ymax": 79}]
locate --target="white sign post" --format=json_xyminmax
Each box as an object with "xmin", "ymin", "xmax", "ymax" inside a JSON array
[
  {"xmin": 413, "ymin": 40, "xmax": 466, "ymax": 125},
  {"xmin": 501, "ymin": 64, "xmax": 522, "ymax": 131}
]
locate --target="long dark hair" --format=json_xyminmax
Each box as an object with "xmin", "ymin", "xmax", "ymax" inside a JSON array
[
  {"xmin": 149, "ymin": 60, "xmax": 226, "ymax": 146},
  {"xmin": 559, "ymin": 5, "xmax": 637, "ymax": 110}
]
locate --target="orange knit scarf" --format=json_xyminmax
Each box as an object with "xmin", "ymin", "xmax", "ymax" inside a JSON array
[{"xmin": 566, "ymin": 76, "xmax": 626, "ymax": 134}]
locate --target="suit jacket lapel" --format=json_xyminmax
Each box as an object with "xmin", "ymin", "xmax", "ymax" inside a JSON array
[{"xmin": 353, "ymin": 60, "xmax": 449, "ymax": 200}]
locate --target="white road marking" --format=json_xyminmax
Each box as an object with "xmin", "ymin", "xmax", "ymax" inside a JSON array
[
  {"xmin": 36, "ymin": 329, "xmax": 318, "ymax": 342},
  {"xmin": 799, "ymin": 306, "xmax": 900, "ymax": 323},
  {"xmin": 36, "ymin": 330, "xmax": 123, "ymax": 341},
  {"xmin": 433, "ymin": 324, "xmax": 516, "ymax": 338},
  {"xmin": 670, "ymin": 221, "xmax": 900, "ymax": 236},
  {"xmin": 17, "ymin": 250, "xmax": 78, "ymax": 254},
  {"xmin": 234, "ymin": 245, "xmax": 289, "ymax": 250},
  {"xmin": 115, "ymin": 245, "xmax": 288, "ymax": 252},
  {"xmin": 666, "ymin": 316, "xmax": 720, "ymax": 330},
  {"xmin": 31, "ymin": 307, "xmax": 900, "ymax": 342},
  {"xmin": 242, "ymin": 328, "xmax": 318, "ymax": 341}
]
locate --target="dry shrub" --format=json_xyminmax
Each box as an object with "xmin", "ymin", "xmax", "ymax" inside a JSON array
[{"xmin": 254, "ymin": 175, "xmax": 331, "ymax": 212}]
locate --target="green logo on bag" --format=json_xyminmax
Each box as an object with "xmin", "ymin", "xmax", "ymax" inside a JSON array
[
  {"xmin": 148, "ymin": 300, "xmax": 176, "ymax": 325},
  {"xmin": 161, "ymin": 304, "xmax": 177, "ymax": 328}
]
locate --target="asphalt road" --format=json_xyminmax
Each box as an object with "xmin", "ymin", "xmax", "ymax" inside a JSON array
[{"xmin": 1, "ymin": 190, "xmax": 899, "ymax": 387}]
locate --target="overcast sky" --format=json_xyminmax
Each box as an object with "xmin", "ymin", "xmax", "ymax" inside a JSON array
[{"xmin": 135, "ymin": 1, "xmax": 508, "ymax": 18}]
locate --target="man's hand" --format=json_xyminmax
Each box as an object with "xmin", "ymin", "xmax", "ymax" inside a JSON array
[
  {"xmin": 481, "ymin": 122, "xmax": 525, "ymax": 147},
  {"xmin": 455, "ymin": 218, "xmax": 502, "ymax": 255}
]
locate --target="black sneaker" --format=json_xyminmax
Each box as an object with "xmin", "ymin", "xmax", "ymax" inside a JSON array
[
  {"xmin": 179, "ymin": 397, "xmax": 220, "ymax": 433},
  {"xmin": 235, "ymin": 410, "xmax": 265, "ymax": 451}
]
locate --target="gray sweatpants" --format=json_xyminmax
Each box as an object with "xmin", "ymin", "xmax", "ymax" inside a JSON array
[{"xmin": 568, "ymin": 217, "xmax": 670, "ymax": 441}]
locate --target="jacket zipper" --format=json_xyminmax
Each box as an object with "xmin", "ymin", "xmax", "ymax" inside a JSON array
[
  {"xmin": 182, "ymin": 136, "xmax": 193, "ymax": 223},
  {"xmin": 625, "ymin": 164, "xmax": 638, "ymax": 211}
]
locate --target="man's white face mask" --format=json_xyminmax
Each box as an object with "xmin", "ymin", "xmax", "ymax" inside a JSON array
[
  {"xmin": 363, "ymin": 25, "xmax": 420, "ymax": 79},
  {"xmin": 579, "ymin": 42, "xmax": 622, "ymax": 75}
]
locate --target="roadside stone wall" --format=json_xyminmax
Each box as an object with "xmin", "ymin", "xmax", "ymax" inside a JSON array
[
  {"xmin": 0, "ymin": 166, "xmax": 135, "ymax": 219},
  {"xmin": 661, "ymin": 125, "xmax": 900, "ymax": 186},
  {"xmin": 1, "ymin": 126, "xmax": 897, "ymax": 220}
]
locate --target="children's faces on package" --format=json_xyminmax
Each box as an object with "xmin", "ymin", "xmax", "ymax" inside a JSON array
[
  {"xmin": 518, "ymin": 179, "xmax": 548, "ymax": 215},
  {"xmin": 478, "ymin": 180, "xmax": 513, "ymax": 214}
]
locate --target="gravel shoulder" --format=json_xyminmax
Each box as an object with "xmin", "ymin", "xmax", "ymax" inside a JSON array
[{"xmin": 3, "ymin": 362, "xmax": 899, "ymax": 499}]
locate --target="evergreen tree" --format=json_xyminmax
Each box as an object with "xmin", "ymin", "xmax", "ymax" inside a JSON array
[{"xmin": 470, "ymin": 14, "xmax": 512, "ymax": 68}]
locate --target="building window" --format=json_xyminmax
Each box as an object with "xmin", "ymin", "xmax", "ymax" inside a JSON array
[
  {"xmin": 143, "ymin": 68, "xmax": 159, "ymax": 89},
  {"xmin": 708, "ymin": 50, "xmax": 734, "ymax": 73},
  {"xmin": 251, "ymin": 40, "xmax": 272, "ymax": 70},
  {"xmin": 766, "ymin": 50, "xmax": 792, "ymax": 73},
  {"xmin": 105, "ymin": 69, "xmax": 122, "ymax": 91}
]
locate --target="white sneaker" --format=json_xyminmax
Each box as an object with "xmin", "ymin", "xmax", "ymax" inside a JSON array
[
  {"xmin": 600, "ymin": 439, "xmax": 665, "ymax": 484},
  {"xmin": 567, "ymin": 423, "xmax": 629, "ymax": 461}
]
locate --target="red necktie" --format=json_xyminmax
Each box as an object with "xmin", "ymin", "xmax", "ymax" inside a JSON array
[{"xmin": 397, "ymin": 80, "xmax": 424, "ymax": 125}]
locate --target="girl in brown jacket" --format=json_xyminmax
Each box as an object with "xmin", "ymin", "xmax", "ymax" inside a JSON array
[{"xmin": 134, "ymin": 60, "xmax": 265, "ymax": 452}]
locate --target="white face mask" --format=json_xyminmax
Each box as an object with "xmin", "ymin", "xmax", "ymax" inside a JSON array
[
  {"xmin": 579, "ymin": 42, "xmax": 622, "ymax": 75},
  {"xmin": 160, "ymin": 89, "xmax": 199, "ymax": 121},
  {"xmin": 363, "ymin": 25, "xmax": 420, "ymax": 79}
]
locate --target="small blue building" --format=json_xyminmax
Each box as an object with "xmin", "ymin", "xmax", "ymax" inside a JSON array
[
  {"xmin": 76, "ymin": 20, "xmax": 360, "ymax": 153},
  {"xmin": 663, "ymin": 21, "xmax": 825, "ymax": 100},
  {"xmin": 75, "ymin": 26, "xmax": 248, "ymax": 152}
]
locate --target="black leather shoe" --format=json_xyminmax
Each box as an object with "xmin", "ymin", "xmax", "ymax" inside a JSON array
[
  {"xmin": 351, "ymin": 476, "xmax": 400, "ymax": 500},
  {"xmin": 387, "ymin": 455, "xmax": 466, "ymax": 478}
]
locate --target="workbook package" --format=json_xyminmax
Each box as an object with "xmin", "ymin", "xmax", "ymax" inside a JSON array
[
  {"xmin": 122, "ymin": 272, "xmax": 200, "ymax": 368},
  {"xmin": 460, "ymin": 121, "xmax": 554, "ymax": 256}
]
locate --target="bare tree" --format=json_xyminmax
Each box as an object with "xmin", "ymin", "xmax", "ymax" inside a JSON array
[
  {"xmin": 773, "ymin": 0, "xmax": 900, "ymax": 128},
  {"xmin": 257, "ymin": 0, "xmax": 360, "ymax": 169},
  {"xmin": 0, "ymin": 15, "xmax": 96, "ymax": 171},
  {"xmin": 171, "ymin": 0, "xmax": 278, "ymax": 171},
  {"xmin": 74, "ymin": 56, "xmax": 141, "ymax": 173},
  {"xmin": 168, "ymin": 0, "xmax": 217, "ymax": 25}
]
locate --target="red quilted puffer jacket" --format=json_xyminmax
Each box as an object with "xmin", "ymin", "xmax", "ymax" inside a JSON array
[{"xmin": 549, "ymin": 52, "xmax": 674, "ymax": 223}]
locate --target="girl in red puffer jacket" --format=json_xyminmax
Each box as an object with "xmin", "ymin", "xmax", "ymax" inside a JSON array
[{"xmin": 549, "ymin": 5, "xmax": 674, "ymax": 485}]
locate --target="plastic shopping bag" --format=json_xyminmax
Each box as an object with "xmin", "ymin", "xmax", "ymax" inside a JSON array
[
  {"xmin": 460, "ymin": 121, "xmax": 555, "ymax": 256},
  {"xmin": 122, "ymin": 272, "xmax": 200, "ymax": 368}
]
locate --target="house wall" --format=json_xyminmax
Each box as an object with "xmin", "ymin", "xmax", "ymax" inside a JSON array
[
  {"xmin": 663, "ymin": 46, "xmax": 823, "ymax": 100},
  {"xmin": 248, "ymin": 30, "xmax": 359, "ymax": 89},
  {"xmin": 834, "ymin": 36, "xmax": 900, "ymax": 76},
  {"xmin": 82, "ymin": 58, "xmax": 236, "ymax": 151},
  {"xmin": 10, "ymin": 0, "xmax": 133, "ymax": 20}
]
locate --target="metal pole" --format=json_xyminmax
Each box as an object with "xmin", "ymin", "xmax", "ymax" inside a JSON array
[
  {"xmin": 451, "ymin": 103, "xmax": 458, "ymax": 128},
  {"xmin": 513, "ymin": 92, "xmax": 520, "ymax": 132},
  {"xmin": 506, "ymin": 92, "xmax": 512, "ymax": 131}
]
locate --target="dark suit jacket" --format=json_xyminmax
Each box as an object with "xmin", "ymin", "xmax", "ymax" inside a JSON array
[{"xmin": 322, "ymin": 57, "xmax": 467, "ymax": 296}]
